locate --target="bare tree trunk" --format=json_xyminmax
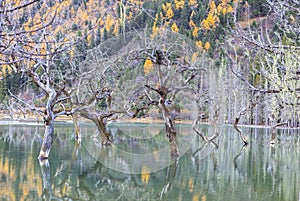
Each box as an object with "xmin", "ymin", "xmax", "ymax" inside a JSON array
[
  {"xmin": 38, "ymin": 118, "xmax": 55, "ymax": 160},
  {"xmin": 144, "ymin": 84, "xmax": 179, "ymax": 156},
  {"xmin": 269, "ymin": 114, "xmax": 287, "ymax": 144},
  {"xmin": 233, "ymin": 112, "xmax": 249, "ymax": 145},
  {"xmin": 192, "ymin": 114, "xmax": 208, "ymax": 143},
  {"xmin": 79, "ymin": 110, "xmax": 112, "ymax": 145},
  {"xmin": 94, "ymin": 117, "xmax": 111, "ymax": 145},
  {"xmin": 72, "ymin": 113, "xmax": 81, "ymax": 140},
  {"xmin": 192, "ymin": 95, "xmax": 218, "ymax": 143},
  {"xmin": 38, "ymin": 87, "xmax": 57, "ymax": 160},
  {"xmin": 160, "ymin": 92, "xmax": 178, "ymax": 157}
]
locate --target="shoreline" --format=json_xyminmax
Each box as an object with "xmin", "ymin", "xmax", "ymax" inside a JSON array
[{"xmin": 0, "ymin": 116, "xmax": 298, "ymax": 130}]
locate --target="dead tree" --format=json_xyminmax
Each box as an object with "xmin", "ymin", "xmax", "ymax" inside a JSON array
[
  {"xmin": 117, "ymin": 30, "xmax": 208, "ymax": 157},
  {"xmin": 224, "ymin": 0, "xmax": 300, "ymax": 134}
]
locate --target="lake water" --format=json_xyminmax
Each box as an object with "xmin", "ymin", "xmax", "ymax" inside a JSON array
[{"xmin": 0, "ymin": 122, "xmax": 299, "ymax": 201}]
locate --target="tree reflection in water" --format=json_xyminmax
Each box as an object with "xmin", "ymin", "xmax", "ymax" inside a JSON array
[{"xmin": 0, "ymin": 123, "xmax": 299, "ymax": 201}]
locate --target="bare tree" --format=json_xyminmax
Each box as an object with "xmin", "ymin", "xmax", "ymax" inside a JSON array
[
  {"xmin": 105, "ymin": 30, "xmax": 210, "ymax": 155},
  {"xmin": 0, "ymin": 0, "xmax": 126, "ymax": 159},
  {"xmin": 0, "ymin": 0, "xmax": 56, "ymax": 64},
  {"xmin": 224, "ymin": 0, "xmax": 300, "ymax": 143}
]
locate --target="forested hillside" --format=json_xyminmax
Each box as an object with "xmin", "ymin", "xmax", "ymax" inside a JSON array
[{"xmin": 0, "ymin": 0, "xmax": 267, "ymax": 101}]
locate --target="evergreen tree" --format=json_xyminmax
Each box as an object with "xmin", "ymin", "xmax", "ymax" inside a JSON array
[
  {"xmin": 179, "ymin": 0, "xmax": 192, "ymax": 31},
  {"xmin": 0, "ymin": 77, "xmax": 8, "ymax": 103},
  {"xmin": 96, "ymin": 27, "xmax": 101, "ymax": 46}
]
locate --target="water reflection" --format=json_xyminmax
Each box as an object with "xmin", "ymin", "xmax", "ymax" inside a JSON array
[{"xmin": 0, "ymin": 124, "xmax": 299, "ymax": 201}]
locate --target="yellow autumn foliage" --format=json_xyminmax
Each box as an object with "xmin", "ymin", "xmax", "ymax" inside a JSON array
[
  {"xmin": 105, "ymin": 14, "xmax": 114, "ymax": 31},
  {"xmin": 144, "ymin": 58, "xmax": 153, "ymax": 73},
  {"xmin": 166, "ymin": 6, "xmax": 174, "ymax": 19},
  {"xmin": 189, "ymin": 19, "xmax": 196, "ymax": 28},
  {"xmin": 204, "ymin": 41, "xmax": 210, "ymax": 50},
  {"xmin": 201, "ymin": 13, "xmax": 218, "ymax": 30},
  {"xmin": 175, "ymin": 0, "xmax": 185, "ymax": 9},
  {"xmin": 196, "ymin": 40, "xmax": 203, "ymax": 49},
  {"xmin": 189, "ymin": 0, "xmax": 198, "ymax": 7},
  {"xmin": 192, "ymin": 27, "xmax": 199, "ymax": 37},
  {"xmin": 171, "ymin": 22, "xmax": 179, "ymax": 33}
]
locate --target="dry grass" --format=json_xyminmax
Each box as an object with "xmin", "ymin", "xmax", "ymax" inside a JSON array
[{"xmin": 238, "ymin": 16, "xmax": 266, "ymax": 28}]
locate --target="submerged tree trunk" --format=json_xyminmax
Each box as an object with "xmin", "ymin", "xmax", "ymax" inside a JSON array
[
  {"xmin": 38, "ymin": 87, "xmax": 57, "ymax": 160},
  {"xmin": 269, "ymin": 114, "xmax": 287, "ymax": 144},
  {"xmin": 38, "ymin": 117, "xmax": 55, "ymax": 160},
  {"xmin": 72, "ymin": 113, "xmax": 81, "ymax": 140},
  {"xmin": 144, "ymin": 84, "xmax": 179, "ymax": 157},
  {"xmin": 159, "ymin": 90, "xmax": 178, "ymax": 157},
  {"xmin": 79, "ymin": 110, "xmax": 112, "ymax": 145},
  {"xmin": 232, "ymin": 96, "xmax": 261, "ymax": 145},
  {"xmin": 193, "ymin": 114, "xmax": 209, "ymax": 143},
  {"xmin": 94, "ymin": 116, "xmax": 111, "ymax": 145},
  {"xmin": 233, "ymin": 112, "xmax": 249, "ymax": 145}
]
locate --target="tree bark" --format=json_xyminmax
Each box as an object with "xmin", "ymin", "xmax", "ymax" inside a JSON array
[
  {"xmin": 38, "ymin": 118, "xmax": 55, "ymax": 160},
  {"xmin": 38, "ymin": 86, "xmax": 57, "ymax": 160},
  {"xmin": 159, "ymin": 90, "xmax": 178, "ymax": 157},
  {"xmin": 94, "ymin": 117, "xmax": 111, "ymax": 145},
  {"xmin": 72, "ymin": 113, "xmax": 81, "ymax": 140},
  {"xmin": 269, "ymin": 114, "xmax": 287, "ymax": 144},
  {"xmin": 233, "ymin": 114, "xmax": 248, "ymax": 145},
  {"xmin": 79, "ymin": 110, "xmax": 112, "ymax": 145}
]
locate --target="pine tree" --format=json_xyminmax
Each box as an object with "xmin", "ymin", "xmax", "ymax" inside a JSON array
[
  {"xmin": 0, "ymin": 77, "xmax": 8, "ymax": 103},
  {"xmin": 96, "ymin": 27, "xmax": 101, "ymax": 46},
  {"xmin": 179, "ymin": 1, "xmax": 192, "ymax": 30}
]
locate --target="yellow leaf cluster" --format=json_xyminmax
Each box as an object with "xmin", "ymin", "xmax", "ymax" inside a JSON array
[
  {"xmin": 196, "ymin": 41, "xmax": 203, "ymax": 49},
  {"xmin": 204, "ymin": 41, "xmax": 210, "ymax": 50},
  {"xmin": 209, "ymin": 1, "xmax": 217, "ymax": 14},
  {"xmin": 188, "ymin": 177, "xmax": 194, "ymax": 192},
  {"xmin": 105, "ymin": 14, "xmax": 114, "ymax": 31},
  {"xmin": 192, "ymin": 27, "xmax": 199, "ymax": 37},
  {"xmin": 162, "ymin": 2, "xmax": 174, "ymax": 19},
  {"xmin": 1, "ymin": 65, "xmax": 12, "ymax": 76},
  {"xmin": 171, "ymin": 22, "xmax": 179, "ymax": 33},
  {"xmin": 217, "ymin": 0, "xmax": 234, "ymax": 15},
  {"xmin": 192, "ymin": 194, "xmax": 200, "ymax": 201},
  {"xmin": 189, "ymin": 0, "xmax": 198, "ymax": 7},
  {"xmin": 201, "ymin": 13, "xmax": 218, "ymax": 30},
  {"xmin": 189, "ymin": 19, "xmax": 196, "ymax": 28},
  {"xmin": 196, "ymin": 41, "xmax": 210, "ymax": 51},
  {"xmin": 166, "ymin": 7, "xmax": 174, "ymax": 19},
  {"xmin": 200, "ymin": 0, "xmax": 235, "ymax": 30},
  {"xmin": 87, "ymin": 33, "xmax": 93, "ymax": 45},
  {"xmin": 127, "ymin": 11, "xmax": 133, "ymax": 21},
  {"xmin": 144, "ymin": 58, "xmax": 153, "ymax": 73},
  {"xmin": 162, "ymin": 2, "xmax": 171, "ymax": 13},
  {"xmin": 151, "ymin": 14, "xmax": 160, "ymax": 37},
  {"xmin": 61, "ymin": 0, "xmax": 71, "ymax": 7},
  {"xmin": 175, "ymin": 0, "xmax": 185, "ymax": 9}
]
